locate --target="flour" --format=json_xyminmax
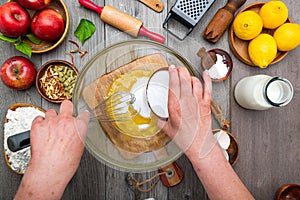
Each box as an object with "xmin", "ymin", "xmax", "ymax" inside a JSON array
[
  {"xmin": 4, "ymin": 107, "xmax": 45, "ymax": 173},
  {"xmin": 208, "ymin": 54, "xmax": 229, "ymax": 80}
]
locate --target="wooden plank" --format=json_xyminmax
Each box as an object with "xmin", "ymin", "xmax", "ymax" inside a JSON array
[
  {"xmin": 60, "ymin": 1, "xmax": 107, "ymax": 199},
  {"xmin": 168, "ymin": 156, "xmax": 208, "ymax": 200},
  {"xmin": 164, "ymin": 0, "xmax": 229, "ymax": 199},
  {"xmin": 0, "ymin": 31, "xmax": 42, "ymax": 200},
  {"xmin": 62, "ymin": 151, "xmax": 106, "ymax": 199},
  {"xmin": 231, "ymin": 1, "xmax": 300, "ymax": 199},
  {"xmin": 1, "ymin": 0, "xmax": 300, "ymax": 199}
]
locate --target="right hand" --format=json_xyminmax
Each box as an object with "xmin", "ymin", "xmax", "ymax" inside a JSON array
[{"xmin": 160, "ymin": 66, "xmax": 213, "ymax": 159}]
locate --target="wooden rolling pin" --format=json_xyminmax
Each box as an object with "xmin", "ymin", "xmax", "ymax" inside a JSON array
[
  {"xmin": 203, "ymin": 0, "xmax": 247, "ymax": 43},
  {"xmin": 79, "ymin": 0, "xmax": 165, "ymax": 43}
]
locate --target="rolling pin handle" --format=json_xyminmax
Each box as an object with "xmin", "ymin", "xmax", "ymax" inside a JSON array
[
  {"xmin": 139, "ymin": 26, "xmax": 166, "ymax": 44},
  {"xmin": 78, "ymin": 0, "xmax": 103, "ymax": 14}
]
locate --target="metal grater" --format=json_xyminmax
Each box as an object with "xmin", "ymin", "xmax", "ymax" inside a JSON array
[{"xmin": 163, "ymin": 0, "xmax": 216, "ymax": 40}]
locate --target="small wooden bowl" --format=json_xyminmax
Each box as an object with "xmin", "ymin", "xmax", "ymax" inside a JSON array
[
  {"xmin": 9, "ymin": 0, "xmax": 70, "ymax": 53},
  {"xmin": 4, "ymin": 103, "xmax": 45, "ymax": 174},
  {"xmin": 276, "ymin": 184, "xmax": 300, "ymax": 200},
  {"xmin": 206, "ymin": 48, "xmax": 233, "ymax": 82},
  {"xmin": 228, "ymin": 2, "xmax": 290, "ymax": 67},
  {"xmin": 36, "ymin": 60, "xmax": 78, "ymax": 103},
  {"xmin": 213, "ymin": 129, "xmax": 239, "ymax": 166}
]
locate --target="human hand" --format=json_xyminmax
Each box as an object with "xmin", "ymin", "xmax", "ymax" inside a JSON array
[
  {"xmin": 160, "ymin": 67, "xmax": 254, "ymax": 200},
  {"xmin": 15, "ymin": 100, "xmax": 90, "ymax": 199},
  {"xmin": 160, "ymin": 66, "xmax": 215, "ymax": 160}
]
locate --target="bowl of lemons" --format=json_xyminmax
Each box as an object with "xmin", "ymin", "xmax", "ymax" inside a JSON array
[{"xmin": 229, "ymin": 1, "xmax": 300, "ymax": 68}]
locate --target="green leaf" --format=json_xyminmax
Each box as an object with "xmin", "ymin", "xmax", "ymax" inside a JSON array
[
  {"xmin": 0, "ymin": 35, "xmax": 32, "ymax": 57},
  {"xmin": 74, "ymin": 19, "xmax": 96, "ymax": 45},
  {"xmin": 0, "ymin": 35, "xmax": 19, "ymax": 43},
  {"xmin": 26, "ymin": 33, "xmax": 41, "ymax": 45},
  {"xmin": 15, "ymin": 41, "xmax": 32, "ymax": 58}
]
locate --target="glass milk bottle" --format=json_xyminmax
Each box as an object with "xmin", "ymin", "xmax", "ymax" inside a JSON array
[{"xmin": 234, "ymin": 75, "xmax": 294, "ymax": 110}]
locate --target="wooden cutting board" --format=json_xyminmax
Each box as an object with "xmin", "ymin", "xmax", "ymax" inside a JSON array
[{"xmin": 82, "ymin": 53, "xmax": 171, "ymax": 157}]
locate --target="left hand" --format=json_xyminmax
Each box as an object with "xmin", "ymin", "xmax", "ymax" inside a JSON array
[
  {"xmin": 29, "ymin": 100, "xmax": 90, "ymax": 181},
  {"xmin": 15, "ymin": 100, "xmax": 90, "ymax": 199}
]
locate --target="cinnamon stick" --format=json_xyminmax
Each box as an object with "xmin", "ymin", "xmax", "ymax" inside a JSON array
[{"xmin": 210, "ymin": 101, "xmax": 230, "ymax": 130}]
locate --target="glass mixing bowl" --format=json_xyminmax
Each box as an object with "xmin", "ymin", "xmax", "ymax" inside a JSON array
[{"xmin": 73, "ymin": 39, "xmax": 197, "ymax": 172}]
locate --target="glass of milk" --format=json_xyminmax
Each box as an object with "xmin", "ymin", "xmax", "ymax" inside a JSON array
[{"xmin": 234, "ymin": 75, "xmax": 294, "ymax": 110}]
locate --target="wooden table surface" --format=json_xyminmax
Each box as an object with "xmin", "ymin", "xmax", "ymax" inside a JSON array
[{"xmin": 1, "ymin": 0, "xmax": 299, "ymax": 199}]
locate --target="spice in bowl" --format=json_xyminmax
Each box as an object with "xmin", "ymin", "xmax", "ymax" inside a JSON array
[
  {"xmin": 37, "ymin": 60, "xmax": 78, "ymax": 103},
  {"xmin": 197, "ymin": 47, "xmax": 233, "ymax": 82}
]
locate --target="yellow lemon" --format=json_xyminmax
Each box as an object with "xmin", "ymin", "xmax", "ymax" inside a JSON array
[
  {"xmin": 248, "ymin": 34, "xmax": 277, "ymax": 68},
  {"xmin": 273, "ymin": 23, "xmax": 300, "ymax": 51},
  {"xmin": 233, "ymin": 10, "xmax": 263, "ymax": 40},
  {"xmin": 259, "ymin": 1, "xmax": 288, "ymax": 29}
]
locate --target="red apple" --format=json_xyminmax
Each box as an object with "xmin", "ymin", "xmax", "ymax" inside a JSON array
[
  {"xmin": 17, "ymin": 0, "xmax": 52, "ymax": 10},
  {"xmin": 0, "ymin": 56, "xmax": 36, "ymax": 90},
  {"xmin": 31, "ymin": 8, "xmax": 65, "ymax": 42},
  {"xmin": 0, "ymin": 2, "xmax": 30, "ymax": 37}
]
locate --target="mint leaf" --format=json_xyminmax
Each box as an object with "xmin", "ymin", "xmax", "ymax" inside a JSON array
[
  {"xmin": 15, "ymin": 41, "xmax": 32, "ymax": 58},
  {"xmin": 74, "ymin": 19, "xmax": 96, "ymax": 45},
  {"xmin": 0, "ymin": 35, "xmax": 19, "ymax": 43},
  {"xmin": 26, "ymin": 33, "xmax": 41, "ymax": 45}
]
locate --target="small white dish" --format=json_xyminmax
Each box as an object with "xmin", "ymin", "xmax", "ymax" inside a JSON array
[{"xmin": 146, "ymin": 68, "xmax": 169, "ymax": 119}]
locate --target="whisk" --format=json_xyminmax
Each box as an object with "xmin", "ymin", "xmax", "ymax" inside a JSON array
[
  {"xmin": 6, "ymin": 92, "xmax": 137, "ymax": 153},
  {"xmin": 91, "ymin": 91, "xmax": 138, "ymax": 122}
]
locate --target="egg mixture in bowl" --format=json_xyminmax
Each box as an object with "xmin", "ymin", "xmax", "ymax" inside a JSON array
[
  {"xmin": 106, "ymin": 69, "xmax": 160, "ymax": 138},
  {"xmin": 73, "ymin": 40, "xmax": 195, "ymax": 172}
]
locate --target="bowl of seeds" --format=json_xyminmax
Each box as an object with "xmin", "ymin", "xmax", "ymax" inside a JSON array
[{"xmin": 36, "ymin": 60, "xmax": 78, "ymax": 103}]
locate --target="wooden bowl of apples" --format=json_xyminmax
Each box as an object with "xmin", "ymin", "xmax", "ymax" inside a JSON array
[{"xmin": 6, "ymin": 0, "xmax": 70, "ymax": 54}]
